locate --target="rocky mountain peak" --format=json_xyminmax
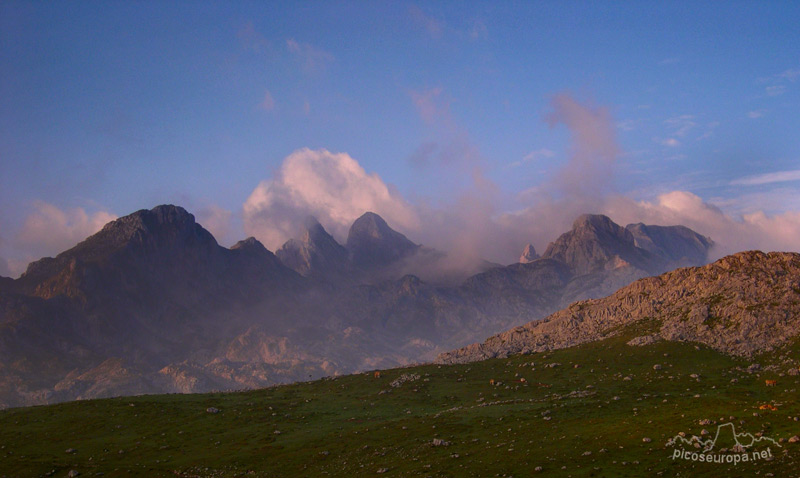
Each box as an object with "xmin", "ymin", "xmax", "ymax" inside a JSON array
[
  {"xmin": 626, "ymin": 223, "xmax": 713, "ymax": 267},
  {"xmin": 519, "ymin": 244, "xmax": 539, "ymax": 264},
  {"xmin": 346, "ymin": 212, "xmax": 418, "ymax": 269},
  {"xmin": 541, "ymin": 214, "xmax": 645, "ymax": 275},
  {"xmin": 276, "ymin": 217, "xmax": 349, "ymax": 277},
  {"xmin": 437, "ymin": 251, "xmax": 800, "ymax": 365},
  {"xmin": 231, "ymin": 237, "xmax": 269, "ymax": 254},
  {"xmin": 92, "ymin": 204, "xmax": 218, "ymax": 253}
]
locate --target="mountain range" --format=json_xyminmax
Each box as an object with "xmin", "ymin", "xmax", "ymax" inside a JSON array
[{"xmin": 0, "ymin": 205, "xmax": 714, "ymax": 408}]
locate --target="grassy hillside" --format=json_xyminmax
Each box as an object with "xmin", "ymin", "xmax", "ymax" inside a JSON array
[{"xmin": 2, "ymin": 329, "xmax": 799, "ymax": 477}]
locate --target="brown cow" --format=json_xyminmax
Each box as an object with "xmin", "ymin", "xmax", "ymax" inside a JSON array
[{"xmin": 765, "ymin": 379, "xmax": 777, "ymax": 387}]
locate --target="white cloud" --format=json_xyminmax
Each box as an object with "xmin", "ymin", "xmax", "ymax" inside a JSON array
[
  {"xmin": 766, "ymin": 85, "xmax": 786, "ymax": 97},
  {"xmin": 777, "ymin": 68, "xmax": 800, "ymax": 81},
  {"xmin": 259, "ymin": 90, "xmax": 275, "ymax": 111},
  {"xmin": 747, "ymin": 109, "xmax": 766, "ymax": 119},
  {"xmin": 286, "ymin": 39, "xmax": 334, "ymax": 73},
  {"xmin": 661, "ymin": 138, "xmax": 680, "ymax": 147},
  {"xmin": 730, "ymin": 170, "xmax": 800, "ymax": 186},
  {"xmin": 237, "ymin": 21, "xmax": 269, "ymax": 53},
  {"xmin": 664, "ymin": 115, "xmax": 696, "ymax": 137},
  {"xmin": 603, "ymin": 191, "xmax": 800, "ymax": 258},
  {"xmin": 545, "ymin": 93, "xmax": 620, "ymax": 201},
  {"xmin": 196, "ymin": 205, "xmax": 234, "ymax": 246},
  {"xmin": 508, "ymin": 148, "xmax": 556, "ymax": 168},
  {"xmin": 409, "ymin": 87, "xmax": 445, "ymax": 124},
  {"xmin": 243, "ymin": 148, "xmax": 420, "ymax": 250},
  {"xmin": 15, "ymin": 202, "xmax": 117, "ymax": 265},
  {"xmin": 408, "ymin": 5, "xmax": 443, "ymax": 38}
]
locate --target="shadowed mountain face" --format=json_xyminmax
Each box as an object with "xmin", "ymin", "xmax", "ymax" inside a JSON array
[
  {"xmin": 437, "ymin": 251, "xmax": 800, "ymax": 364},
  {"xmin": 0, "ymin": 206, "xmax": 714, "ymax": 408},
  {"xmin": 276, "ymin": 217, "xmax": 350, "ymax": 279},
  {"xmin": 345, "ymin": 212, "xmax": 419, "ymax": 270}
]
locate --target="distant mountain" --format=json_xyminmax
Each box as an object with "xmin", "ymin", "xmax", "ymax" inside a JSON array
[
  {"xmin": 437, "ymin": 251, "xmax": 800, "ymax": 364},
  {"xmin": 276, "ymin": 216, "xmax": 351, "ymax": 280},
  {"xmin": 519, "ymin": 244, "xmax": 539, "ymax": 263},
  {"xmin": 346, "ymin": 212, "xmax": 420, "ymax": 270},
  {"xmin": 0, "ymin": 206, "xmax": 714, "ymax": 408},
  {"xmin": 625, "ymin": 222, "xmax": 714, "ymax": 270},
  {"xmin": 541, "ymin": 214, "xmax": 655, "ymax": 276}
]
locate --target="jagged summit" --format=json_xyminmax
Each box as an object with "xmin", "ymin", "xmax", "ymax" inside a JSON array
[
  {"xmin": 231, "ymin": 236, "xmax": 266, "ymax": 251},
  {"xmin": 82, "ymin": 204, "xmax": 217, "ymax": 257},
  {"xmin": 437, "ymin": 251, "xmax": 800, "ymax": 364},
  {"xmin": 541, "ymin": 214, "xmax": 649, "ymax": 275},
  {"xmin": 276, "ymin": 217, "xmax": 349, "ymax": 277},
  {"xmin": 345, "ymin": 212, "xmax": 419, "ymax": 269},
  {"xmin": 626, "ymin": 223, "xmax": 714, "ymax": 268},
  {"xmin": 519, "ymin": 244, "xmax": 539, "ymax": 263}
]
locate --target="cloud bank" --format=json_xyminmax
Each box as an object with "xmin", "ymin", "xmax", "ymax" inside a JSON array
[
  {"xmin": 243, "ymin": 148, "xmax": 420, "ymax": 250},
  {"xmin": 241, "ymin": 94, "xmax": 800, "ymax": 270},
  {"xmin": 2, "ymin": 202, "xmax": 117, "ymax": 277}
]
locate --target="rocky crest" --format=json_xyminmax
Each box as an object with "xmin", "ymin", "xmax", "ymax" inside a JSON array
[
  {"xmin": 519, "ymin": 244, "xmax": 539, "ymax": 263},
  {"xmin": 0, "ymin": 207, "xmax": 715, "ymax": 408},
  {"xmin": 276, "ymin": 217, "xmax": 350, "ymax": 278},
  {"xmin": 346, "ymin": 212, "xmax": 419, "ymax": 270},
  {"xmin": 436, "ymin": 251, "xmax": 800, "ymax": 364}
]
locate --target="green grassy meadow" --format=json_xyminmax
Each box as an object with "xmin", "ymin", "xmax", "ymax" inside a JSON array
[{"xmin": 2, "ymin": 331, "xmax": 799, "ymax": 477}]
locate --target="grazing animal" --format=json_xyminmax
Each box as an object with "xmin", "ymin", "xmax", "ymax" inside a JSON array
[
  {"xmin": 374, "ymin": 371, "xmax": 381, "ymax": 379},
  {"xmin": 489, "ymin": 379, "xmax": 495, "ymax": 385},
  {"xmin": 765, "ymin": 379, "xmax": 777, "ymax": 387}
]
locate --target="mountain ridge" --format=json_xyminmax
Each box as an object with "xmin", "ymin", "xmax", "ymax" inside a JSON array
[
  {"xmin": 0, "ymin": 205, "xmax": 715, "ymax": 408},
  {"xmin": 437, "ymin": 250, "xmax": 800, "ymax": 364}
]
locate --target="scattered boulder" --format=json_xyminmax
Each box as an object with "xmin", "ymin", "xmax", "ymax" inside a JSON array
[
  {"xmin": 206, "ymin": 407, "xmax": 220, "ymax": 414},
  {"xmin": 789, "ymin": 435, "xmax": 800, "ymax": 444},
  {"xmin": 642, "ymin": 437, "xmax": 652, "ymax": 443},
  {"xmin": 432, "ymin": 438, "xmax": 450, "ymax": 447},
  {"xmin": 653, "ymin": 364, "xmax": 662, "ymax": 371}
]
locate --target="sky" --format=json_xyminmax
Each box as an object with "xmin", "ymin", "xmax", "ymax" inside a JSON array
[{"xmin": 1, "ymin": 1, "xmax": 800, "ymax": 277}]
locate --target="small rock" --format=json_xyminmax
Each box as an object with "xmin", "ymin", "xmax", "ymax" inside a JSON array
[
  {"xmin": 65, "ymin": 448, "xmax": 77, "ymax": 454},
  {"xmin": 699, "ymin": 419, "xmax": 712, "ymax": 425},
  {"xmin": 642, "ymin": 437, "xmax": 652, "ymax": 443},
  {"xmin": 788, "ymin": 435, "xmax": 800, "ymax": 443},
  {"xmin": 653, "ymin": 364, "xmax": 662, "ymax": 371},
  {"xmin": 206, "ymin": 407, "xmax": 220, "ymax": 414},
  {"xmin": 376, "ymin": 467, "xmax": 388, "ymax": 473},
  {"xmin": 67, "ymin": 471, "xmax": 80, "ymax": 478},
  {"xmin": 432, "ymin": 438, "xmax": 450, "ymax": 447},
  {"xmin": 534, "ymin": 466, "xmax": 543, "ymax": 472},
  {"xmin": 701, "ymin": 429, "xmax": 709, "ymax": 436}
]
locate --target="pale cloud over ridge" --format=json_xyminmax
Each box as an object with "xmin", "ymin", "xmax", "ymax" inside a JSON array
[
  {"xmin": 243, "ymin": 148, "xmax": 420, "ymax": 250},
  {"xmin": 4, "ymin": 202, "xmax": 117, "ymax": 277}
]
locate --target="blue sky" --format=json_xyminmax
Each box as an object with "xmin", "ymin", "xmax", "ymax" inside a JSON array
[{"xmin": 2, "ymin": 1, "xmax": 799, "ymax": 275}]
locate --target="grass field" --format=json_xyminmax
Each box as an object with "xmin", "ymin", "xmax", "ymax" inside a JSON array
[{"xmin": 2, "ymin": 329, "xmax": 799, "ymax": 477}]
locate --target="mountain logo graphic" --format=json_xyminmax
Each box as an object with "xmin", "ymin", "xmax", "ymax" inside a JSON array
[{"xmin": 667, "ymin": 422, "xmax": 782, "ymax": 452}]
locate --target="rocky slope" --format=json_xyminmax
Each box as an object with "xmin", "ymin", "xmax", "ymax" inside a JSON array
[
  {"xmin": 0, "ymin": 206, "xmax": 714, "ymax": 408},
  {"xmin": 437, "ymin": 251, "xmax": 800, "ymax": 364}
]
